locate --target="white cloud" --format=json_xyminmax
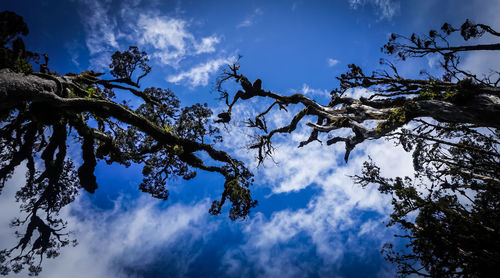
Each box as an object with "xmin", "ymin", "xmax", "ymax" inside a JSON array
[
  {"xmin": 327, "ymin": 58, "xmax": 340, "ymax": 67},
  {"xmin": 426, "ymin": 53, "xmax": 440, "ymax": 69},
  {"xmin": 77, "ymin": 1, "xmax": 223, "ymax": 70},
  {"xmin": 343, "ymin": 87, "xmax": 372, "ymax": 99},
  {"xmin": 219, "ymin": 134, "xmax": 412, "ymax": 276},
  {"xmin": 216, "ymin": 85, "xmax": 497, "ymax": 275},
  {"xmin": 195, "ymin": 36, "xmax": 221, "ymax": 54},
  {"xmin": 237, "ymin": 19, "xmax": 253, "ymax": 28},
  {"xmin": 237, "ymin": 8, "xmax": 264, "ymax": 28},
  {"xmin": 1, "ymin": 114, "xmax": 407, "ymax": 277},
  {"xmin": 76, "ymin": 0, "xmax": 120, "ymax": 69},
  {"xmin": 298, "ymin": 83, "xmax": 331, "ymax": 99},
  {"xmin": 167, "ymin": 56, "xmax": 235, "ymax": 87},
  {"xmin": 65, "ymin": 40, "xmax": 82, "ymax": 68},
  {"xmin": 42, "ymin": 197, "xmax": 215, "ymax": 278},
  {"xmin": 0, "ymin": 165, "xmax": 28, "ymax": 251},
  {"xmin": 348, "ymin": 0, "xmax": 400, "ymax": 20},
  {"xmin": 216, "ymin": 96, "xmax": 413, "ymax": 276},
  {"xmin": 136, "ymin": 15, "xmax": 221, "ymax": 67},
  {"xmin": 0, "ymin": 166, "xmax": 217, "ymax": 277},
  {"xmin": 138, "ymin": 15, "xmax": 191, "ymax": 57},
  {"xmin": 462, "ymin": 51, "xmax": 500, "ymax": 77},
  {"xmin": 77, "ymin": 0, "xmax": 119, "ymax": 55}
]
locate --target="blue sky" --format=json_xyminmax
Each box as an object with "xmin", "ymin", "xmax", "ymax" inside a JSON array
[{"xmin": 1, "ymin": 0, "xmax": 499, "ymax": 277}]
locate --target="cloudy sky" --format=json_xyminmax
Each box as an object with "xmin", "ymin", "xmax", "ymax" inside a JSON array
[{"xmin": 2, "ymin": 0, "xmax": 499, "ymax": 277}]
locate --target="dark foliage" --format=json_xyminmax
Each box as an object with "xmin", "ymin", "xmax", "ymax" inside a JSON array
[
  {"xmin": 0, "ymin": 11, "xmax": 39, "ymax": 74},
  {"xmin": 217, "ymin": 20, "xmax": 500, "ymax": 277},
  {"xmin": 0, "ymin": 11, "xmax": 28, "ymax": 45},
  {"xmin": 0, "ymin": 11, "xmax": 256, "ymax": 275},
  {"xmin": 109, "ymin": 46, "xmax": 151, "ymax": 86}
]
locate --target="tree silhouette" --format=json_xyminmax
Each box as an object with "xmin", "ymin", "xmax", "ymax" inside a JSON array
[
  {"xmin": 0, "ymin": 11, "xmax": 256, "ymax": 275},
  {"xmin": 2, "ymin": 9, "xmax": 500, "ymax": 277},
  {"xmin": 217, "ymin": 20, "xmax": 500, "ymax": 277}
]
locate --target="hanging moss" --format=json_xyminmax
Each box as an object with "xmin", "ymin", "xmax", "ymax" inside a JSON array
[
  {"xmin": 12, "ymin": 57, "xmax": 33, "ymax": 73},
  {"xmin": 418, "ymin": 90, "xmax": 443, "ymax": 100},
  {"xmin": 67, "ymin": 86, "xmax": 76, "ymax": 98},
  {"xmin": 0, "ymin": 46, "xmax": 33, "ymax": 73},
  {"xmin": 417, "ymin": 79, "xmax": 475, "ymax": 105},
  {"xmin": 418, "ymin": 89, "xmax": 461, "ymax": 102},
  {"xmin": 172, "ymin": 144, "xmax": 184, "ymax": 155},
  {"xmin": 332, "ymin": 117, "xmax": 350, "ymax": 128},
  {"xmin": 162, "ymin": 124, "xmax": 174, "ymax": 133},
  {"xmin": 85, "ymin": 87, "xmax": 96, "ymax": 98},
  {"xmin": 376, "ymin": 101, "xmax": 417, "ymax": 132}
]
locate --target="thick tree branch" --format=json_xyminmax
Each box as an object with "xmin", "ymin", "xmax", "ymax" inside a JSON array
[{"xmin": 216, "ymin": 67, "xmax": 500, "ymax": 162}]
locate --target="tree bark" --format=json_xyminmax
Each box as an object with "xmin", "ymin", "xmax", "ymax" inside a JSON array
[{"xmin": 0, "ymin": 71, "xmax": 236, "ymax": 175}]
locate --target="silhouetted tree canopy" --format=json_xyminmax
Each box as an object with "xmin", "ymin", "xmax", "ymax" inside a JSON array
[
  {"xmin": 217, "ymin": 20, "xmax": 500, "ymax": 277},
  {"xmin": 0, "ymin": 11, "xmax": 256, "ymax": 275},
  {"xmin": 1, "ymin": 9, "xmax": 500, "ymax": 277}
]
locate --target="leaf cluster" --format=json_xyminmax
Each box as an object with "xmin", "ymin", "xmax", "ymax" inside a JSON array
[
  {"xmin": 215, "ymin": 18, "xmax": 500, "ymax": 277},
  {"xmin": 0, "ymin": 12, "xmax": 256, "ymax": 275}
]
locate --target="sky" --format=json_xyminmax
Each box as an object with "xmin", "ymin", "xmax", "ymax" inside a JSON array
[{"xmin": 1, "ymin": 0, "xmax": 499, "ymax": 277}]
